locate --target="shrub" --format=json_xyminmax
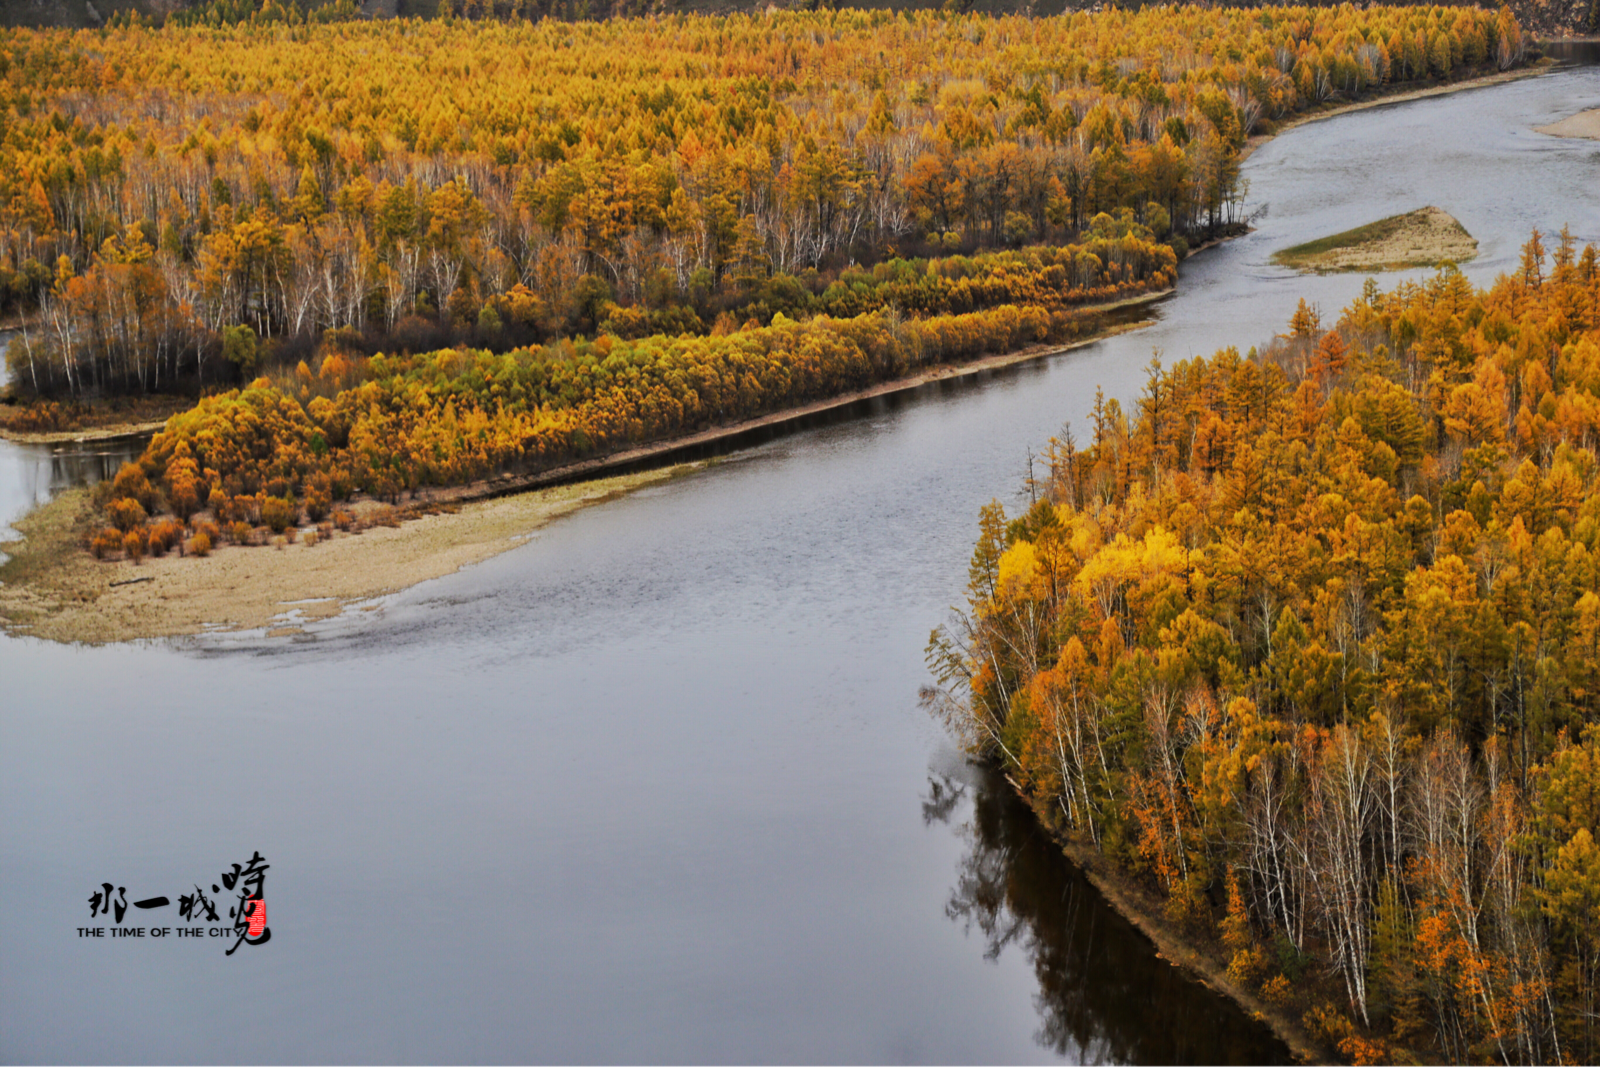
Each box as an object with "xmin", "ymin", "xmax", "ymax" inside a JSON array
[
  {"xmin": 90, "ymin": 527, "xmax": 124, "ymax": 559},
  {"xmin": 283, "ymin": 526, "xmax": 298, "ymax": 544},
  {"xmin": 1338, "ymin": 1036, "xmax": 1390, "ymax": 1067},
  {"xmin": 261, "ymin": 496, "xmax": 297, "ymax": 533},
  {"xmin": 148, "ymin": 518, "xmax": 185, "ymax": 556},
  {"xmin": 303, "ymin": 473, "xmax": 332, "ymax": 522},
  {"xmin": 189, "ymin": 531, "xmax": 212, "ymax": 556},
  {"xmin": 106, "ymin": 497, "xmax": 148, "ymax": 533},
  {"xmin": 302, "ymin": 530, "xmax": 317, "ymax": 547},
  {"xmin": 110, "ymin": 462, "xmax": 157, "ymax": 511},
  {"xmin": 332, "ymin": 509, "xmax": 354, "ymax": 530},
  {"xmin": 165, "ymin": 446, "xmax": 203, "ymax": 520},
  {"xmin": 228, "ymin": 520, "xmax": 254, "ymax": 545},
  {"xmin": 1302, "ymin": 1002, "xmax": 1355, "ymax": 1048},
  {"xmin": 1225, "ymin": 946, "xmax": 1271, "ymax": 988},
  {"xmin": 122, "ymin": 528, "xmax": 146, "ymax": 563}
]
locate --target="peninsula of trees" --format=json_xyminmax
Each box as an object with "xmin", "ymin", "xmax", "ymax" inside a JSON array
[{"xmin": 929, "ymin": 231, "xmax": 1600, "ymax": 1065}]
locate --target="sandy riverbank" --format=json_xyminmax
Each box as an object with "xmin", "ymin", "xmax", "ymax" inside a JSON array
[
  {"xmin": 0, "ymin": 463, "xmax": 702, "ymax": 644},
  {"xmin": 1537, "ymin": 106, "xmax": 1600, "ymax": 139}
]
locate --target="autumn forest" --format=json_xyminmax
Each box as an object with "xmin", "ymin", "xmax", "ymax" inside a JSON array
[{"xmin": 5, "ymin": 5, "xmax": 1597, "ymax": 1064}]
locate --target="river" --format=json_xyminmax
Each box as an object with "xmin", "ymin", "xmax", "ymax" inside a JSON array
[{"xmin": 2, "ymin": 57, "xmax": 1596, "ymax": 1063}]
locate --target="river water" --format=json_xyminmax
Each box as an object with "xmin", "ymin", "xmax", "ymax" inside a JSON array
[{"xmin": 2, "ymin": 60, "xmax": 1596, "ymax": 1063}]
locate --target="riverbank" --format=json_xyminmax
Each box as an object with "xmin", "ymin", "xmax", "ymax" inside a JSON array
[
  {"xmin": 0, "ymin": 293, "xmax": 1168, "ymax": 644},
  {"xmin": 0, "ymin": 462, "xmax": 707, "ymax": 644},
  {"xmin": 0, "ymin": 419, "xmax": 167, "ymax": 444},
  {"xmin": 1241, "ymin": 61, "xmax": 1554, "ymax": 163},
  {"xmin": 0, "ymin": 392, "xmax": 193, "ymax": 443},
  {"xmin": 1035, "ymin": 816, "xmax": 1331, "ymax": 1064}
]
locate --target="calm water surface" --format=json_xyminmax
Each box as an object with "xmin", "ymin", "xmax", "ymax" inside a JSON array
[
  {"xmin": 0, "ymin": 329, "xmax": 147, "ymax": 545},
  {"xmin": 2, "ymin": 64, "xmax": 1597, "ymax": 1063}
]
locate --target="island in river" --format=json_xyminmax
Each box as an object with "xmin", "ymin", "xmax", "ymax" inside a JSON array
[{"xmin": 1271, "ymin": 206, "xmax": 1478, "ymax": 274}]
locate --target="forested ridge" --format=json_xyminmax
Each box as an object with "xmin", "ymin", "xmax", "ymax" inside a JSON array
[
  {"xmin": 0, "ymin": 5, "xmax": 1522, "ymax": 398},
  {"xmin": 929, "ymin": 231, "xmax": 1600, "ymax": 1064}
]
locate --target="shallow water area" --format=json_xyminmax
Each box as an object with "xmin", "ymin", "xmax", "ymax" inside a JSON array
[{"xmin": 3, "ymin": 60, "xmax": 1598, "ymax": 1064}]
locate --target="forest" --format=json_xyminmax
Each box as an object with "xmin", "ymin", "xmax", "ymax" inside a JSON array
[
  {"xmin": 0, "ymin": 5, "xmax": 1522, "ymax": 398},
  {"xmin": 927, "ymin": 231, "xmax": 1600, "ymax": 1065}
]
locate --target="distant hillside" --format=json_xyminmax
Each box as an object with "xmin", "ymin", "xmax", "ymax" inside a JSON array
[{"xmin": 0, "ymin": 0, "xmax": 1592, "ymax": 41}]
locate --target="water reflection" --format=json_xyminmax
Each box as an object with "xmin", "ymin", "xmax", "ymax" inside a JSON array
[
  {"xmin": 0, "ymin": 436, "xmax": 147, "ymax": 534},
  {"xmin": 1543, "ymin": 40, "xmax": 1600, "ymax": 66},
  {"xmin": 931, "ymin": 765, "xmax": 1290, "ymax": 1065}
]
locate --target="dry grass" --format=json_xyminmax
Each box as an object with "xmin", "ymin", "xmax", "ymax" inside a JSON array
[{"xmin": 1272, "ymin": 206, "xmax": 1478, "ymax": 274}]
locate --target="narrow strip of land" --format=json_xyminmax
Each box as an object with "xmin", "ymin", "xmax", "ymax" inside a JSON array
[{"xmin": 0, "ymin": 464, "xmax": 703, "ymax": 644}]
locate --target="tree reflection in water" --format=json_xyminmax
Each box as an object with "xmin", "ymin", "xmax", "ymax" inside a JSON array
[{"xmin": 928, "ymin": 765, "xmax": 1291, "ymax": 1065}]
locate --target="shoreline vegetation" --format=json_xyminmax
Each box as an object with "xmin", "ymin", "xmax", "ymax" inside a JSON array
[
  {"xmin": 931, "ymin": 229, "xmax": 1600, "ymax": 1066},
  {"xmin": 1047, "ymin": 817, "xmax": 1332, "ymax": 1063},
  {"xmin": 1272, "ymin": 206, "xmax": 1478, "ymax": 275},
  {"xmin": 0, "ymin": 393, "xmax": 193, "ymax": 442}
]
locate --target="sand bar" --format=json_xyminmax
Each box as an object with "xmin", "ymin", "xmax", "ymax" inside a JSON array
[
  {"xmin": 1537, "ymin": 107, "xmax": 1600, "ymax": 140},
  {"xmin": 0, "ymin": 464, "xmax": 700, "ymax": 644},
  {"xmin": 1273, "ymin": 206, "xmax": 1478, "ymax": 273}
]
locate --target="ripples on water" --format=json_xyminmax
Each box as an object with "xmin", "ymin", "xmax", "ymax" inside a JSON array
[{"xmin": 2, "ymin": 61, "xmax": 1597, "ymax": 1063}]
